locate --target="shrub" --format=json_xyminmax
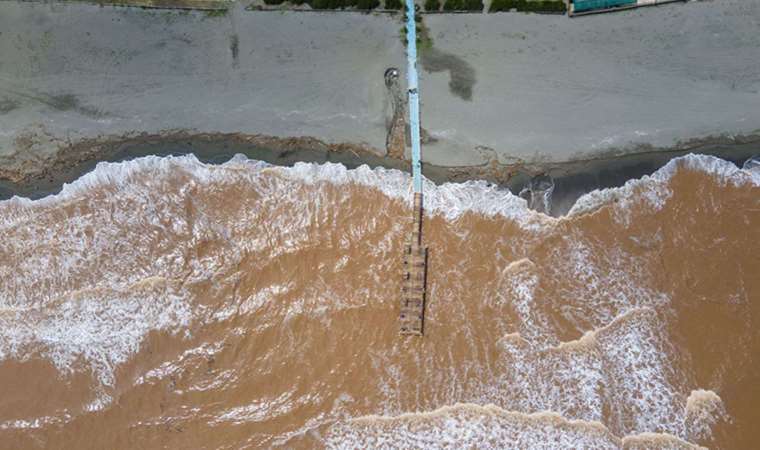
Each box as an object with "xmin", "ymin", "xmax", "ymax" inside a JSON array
[
  {"xmin": 488, "ymin": 0, "xmax": 565, "ymax": 12},
  {"xmin": 488, "ymin": 0, "xmax": 509, "ymax": 11},
  {"xmin": 263, "ymin": 0, "xmax": 285, "ymax": 4},
  {"xmin": 358, "ymin": 0, "xmax": 380, "ymax": 8},
  {"xmin": 424, "ymin": 0, "xmax": 440, "ymax": 10},
  {"xmin": 308, "ymin": 0, "xmax": 364, "ymax": 9},
  {"xmin": 204, "ymin": 8, "xmax": 228, "ymax": 16},
  {"xmin": 308, "ymin": 0, "xmax": 359, "ymax": 8},
  {"xmin": 442, "ymin": 0, "xmax": 463, "ymax": 10},
  {"xmin": 528, "ymin": 1, "xmax": 566, "ymax": 12},
  {"xmin": 463, "ymin": 0, "xmax": 483, "ymax": 10},
  {"xmin": 309, "ymin": 0, "xmax": 330, "ymax": 8},
  {"xmin": 385, "ymin": 0, "xmax": 403, "ymax": 8},
  {"xmin": 543, "ymin": 0, "xmax": 567, "ymax": 11}
]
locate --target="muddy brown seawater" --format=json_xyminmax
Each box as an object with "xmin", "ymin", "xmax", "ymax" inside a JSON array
[{"xmin": 0, "ymin": 154, "xmax": 758, "ymax": 449}]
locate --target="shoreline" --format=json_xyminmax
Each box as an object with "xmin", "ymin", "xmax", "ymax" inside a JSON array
[{"xmin": 1, "ymin": 130, "xmax": 757, "ymax": 216}]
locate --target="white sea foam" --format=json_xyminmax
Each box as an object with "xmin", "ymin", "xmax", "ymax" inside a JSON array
[
  {"xmin": 0, "ymin": 153, "xmax": 550, "ymax": 243},
  {"xmin": 684, "ymin": 390, "xmax": 728, "ymax": 443},
  {"xmin": 328, "ymin": 404, "xmax": 619, "ymax": 450},
  {"xmin": 327, "ymin": 403, "xmax": 704, "ymax": 450},
  {"xmin": 278, "ymin": 160, "xmax": 552, "ymax": 231},
  {"xmin": 495, "ymin": 258, "xmax": 556, "ymax": 347},
  {"xmin": 568, "ymin": 153, "xmax": 760, "ymax": 221},
  {"xmin": 0, "ymin": 156, "xmax": 258, "ymax": 389},
  {"xmin": 335, "ymin": 307, "xmax": 715, "ymax": 448},
  {"xmin": 744, "ymin": 155, "xmax": 760, "ymax": 171},
  {"xmin": 1, "ymin": 152, "xmax": 754, "ymax": 230},
  {"xmin": 0, "ymin": 414, "xmax": 73, "ymax": 431},
  {"xmin": 136, "ymin": 340, "xmax": 226, "ymax": 387},
  {"xmin": 544, "ymin": 231, "xmax": 670, "ymax": 330},
  {"xmin": 211, "ymin": 389, "xmax": 298, "ymax": 426},
  {"xmin": 494, "ymin": 307, "xmax": 717, "ymax": 442},
  {"xmin": 0, "ymin": 277, "xmax": 191, "ymax": 387}
]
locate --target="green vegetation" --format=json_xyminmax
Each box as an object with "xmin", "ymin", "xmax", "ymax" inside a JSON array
[
  {"xmin": 400, "ymin": 11, "xmax": 433, "ymax": 49},
  {"xmin": 416, "ymin": 19, "xmax": 433, "ymax": 50},
  {"xmin": 424, "ymin": 0, "xmax": 440, "ymax": 10},
  {"xmin": 308, "ymin": 0, "xmax": 362, "ymax": 9},
  {"xmin": 463, "ymin": 0, "xmax": 484, "ymax": 10},
  {"xmin": 385, "ymin": 0, "xmax": 403, "ymax": 9},
  {"xmin": 204, "ymin": 8, "xmax": 228, "ymax": 17},
  {"xmin": 488, "ymin": 0, "xmax": 505, "ymax": 11},
  {"xmin": 442, "ymin": 0, "xmax": 460, "ymax": 10},
  {"xmin": 488, "ymin": 0, "xmax": 567, "ymax": 13},
  {"xmin": 260, "ymin": 0, "xmax": 382, "ymax": 10},
  {"xmin": 443, "ymin": 0, "xmax": 482, "ymax": 11},
  {"xmin": 357, "ymin": 0, "xmax": 380, "ymax": 8}
]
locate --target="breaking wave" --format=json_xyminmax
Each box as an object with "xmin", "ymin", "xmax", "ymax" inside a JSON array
[{"xmin": 327, "ymin": 403, "xmax": 704, "ymax": 450}]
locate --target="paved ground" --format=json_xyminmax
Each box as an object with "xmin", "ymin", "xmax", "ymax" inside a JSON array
[
  {"xmin": 420, "ymin": 0, "xmax": 760, "ymax": 166},
  {"xmin": 1, "ymin": 0, "xmax": 759, "ymax": 177},
  {"xmin": 0, "ymin": 3, "xmax": 404, "ymax": 176}
]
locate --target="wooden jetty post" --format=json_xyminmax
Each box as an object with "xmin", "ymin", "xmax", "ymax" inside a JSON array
[
  {"xmin": 399, "ymin": 0, "xmax": 429, "ymax": 336},
  {"xmin": 400, "ymin": 193, "xmax": 428, "ymax": 335}
]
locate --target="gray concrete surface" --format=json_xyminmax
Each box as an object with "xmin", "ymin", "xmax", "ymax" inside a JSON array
[
  {"xmin": 0, "ymin": 3, "xmax": 405, "ymax": 175},
  {"xmin": 1, "ymin": 0, "xmax": 759, "ymax": 176},
  {"xmin": 420, "ymin": 0, "xmax": 760, "ymax": 166}
]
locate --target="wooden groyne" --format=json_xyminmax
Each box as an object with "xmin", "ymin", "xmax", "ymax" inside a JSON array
[{"xmin": 400, "ymin": 193, "xmax": 428, "ymax": 335}]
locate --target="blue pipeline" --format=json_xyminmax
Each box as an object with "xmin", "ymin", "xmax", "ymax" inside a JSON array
[{"xmin": 405, "ymin": 0, "xmax": 423, "ymax": 194}]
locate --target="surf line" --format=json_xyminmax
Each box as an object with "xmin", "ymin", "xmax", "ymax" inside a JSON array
[{"xmin": 399, "ymin": 0, "xmax": 429, "ymax": 336}]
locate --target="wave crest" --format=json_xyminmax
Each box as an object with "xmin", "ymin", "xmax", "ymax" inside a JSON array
[{"xmin": 327, "ymin": 403, "xmax": 704, "ymax": 450}]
